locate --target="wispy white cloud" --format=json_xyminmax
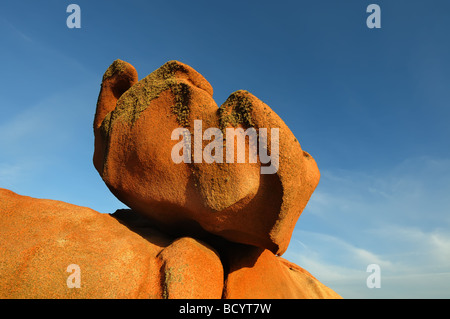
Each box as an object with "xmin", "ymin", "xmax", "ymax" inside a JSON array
[
  {"xmin": 369, "ymin": 225, "xmax": 450, "ymax": 272},
  {"xmin": 286, "ymin": 156, "xmax": 450, "ymax": 298},
  {"xmin": 0, "ymin": 94, "xmax": 73, "ymax": 161},
  {"xmin": 0, "ymin": 161, "xmax": 34, "ymax": 187},
  {"xmin": 0, "ymin": 17, "xmax": 33, "ymax": 43},
  {"xmin": 0, "ymin": 78, "xmax": 98, "ymax": 194},
  {"xmin": 286, "ymin": 227, "xmax": 450, "ymax": 298},
  {"xmin": 305, "ymin": 156, "xmax": 450, "ymax": 227}
]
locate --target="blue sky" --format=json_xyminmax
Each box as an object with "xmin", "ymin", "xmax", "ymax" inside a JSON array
[{"xmin": 1, "ymin": 0, "xmax": 449, "ymax": 298}]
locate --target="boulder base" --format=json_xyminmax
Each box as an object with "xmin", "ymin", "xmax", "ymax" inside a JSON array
[{"xmin": 0, "ymin": 188, "xmax": 341, "ymax": 299}]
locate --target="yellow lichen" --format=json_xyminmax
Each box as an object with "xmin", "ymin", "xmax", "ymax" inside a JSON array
[
  {"xmin": 218, "ymin": 90, "xmax": 255, "ymax": 131},
  {"xmin": 100, "ymin": 60, "xmax": 192, "ymax": 139},
  {"xmin": 102, "ymin": 59, "xmax": 127, "ymax": 82}
]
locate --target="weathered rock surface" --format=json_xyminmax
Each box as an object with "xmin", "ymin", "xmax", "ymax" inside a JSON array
[
  {"xmin": 0, "ymin": 188, "xmax": 223, "ymax": 299},
  {"xmin": 0, "ymin": 59, "xmax": 341, "ymax": 299},
  {"xmin": 222, "ymin": 244, "xmax": 341, "ymax": 299},
  {"xmin": 0, "ymin": 189, "xmax": 340, "ymax": 299},
  {"xmin": 94, "ymin": 59, "xmax": 320, "ymax": 255}
]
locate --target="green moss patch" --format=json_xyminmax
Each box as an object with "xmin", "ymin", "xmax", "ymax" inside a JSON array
[
  {"xmin": 218, "ymin": 90, "xmax": 254, "ymax": 131},
  {"xmin": 102, "ymin": 59, "xmax": 127, "ymax": 82},
  {"xmin": 168, "ymin": 80, "xmax": 191, "ymax": 127},
  {"xmin": 100, "ymin": 60, "xmax": 192, "ymax": 138}
]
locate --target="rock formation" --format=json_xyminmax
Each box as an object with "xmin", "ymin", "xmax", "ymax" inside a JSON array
[
  {"xmin": 94, "ymin": 60, "xmax": 320, "ymax": 256},
  {"xmin": 0, "ymin": 59, "xmax": 341, "ymax": 299},
  {"xmin": 0, "ymin": 188, "xmax": 222, "ymax": 298},
  {"xmin": 0, "ymin": 188, "xmax": 340, "ymax": 298}
]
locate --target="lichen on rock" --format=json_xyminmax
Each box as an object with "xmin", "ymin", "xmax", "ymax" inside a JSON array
[
  {"xmin": 100, "ymin": 60, "xmax": 193, "ymax": 138},
  {"xmin": 102, "ymin": 59, "xmax": 128, "ymax": 82},
  {"xmin": 218, "ymin": 90, "xmax": 255, "ymax": 131},
  {"xmin": 94, "ymin": 59, "xmax": 321, "ymax": 257}
]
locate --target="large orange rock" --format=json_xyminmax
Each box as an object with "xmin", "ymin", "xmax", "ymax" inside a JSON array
[
  {"xmin": 0, "ymin": 188, "xmax": 223, "ymax": 299},
  {"xmin": 94, "ymin": 59, "xmax": 320, "ymax": 255},
  {"xmin": 0, "ymin": 189, "xmax": 341, "ymax": 299},
  {"xmin": 222, "ymin": 244, "xmax": 342, "ymax": 299}
]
